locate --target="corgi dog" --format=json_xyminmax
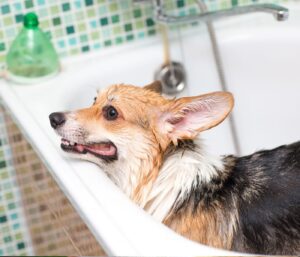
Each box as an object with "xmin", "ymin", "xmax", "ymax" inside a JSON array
[{"xmin": 49, "ymin": 81, "xmax": 300, "ymax": 255}]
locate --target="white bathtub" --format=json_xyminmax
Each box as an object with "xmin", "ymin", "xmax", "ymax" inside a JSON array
[{"xmin": 0, "ymin": 2, "xmax": 299, "ymax": 255}]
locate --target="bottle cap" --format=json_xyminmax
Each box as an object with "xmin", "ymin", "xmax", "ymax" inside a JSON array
[{"xmin": 24, "ymin": 12, "xmax": 39, "ymax": 28}]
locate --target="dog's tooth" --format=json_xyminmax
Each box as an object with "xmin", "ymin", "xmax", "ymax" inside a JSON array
[
  {"xmin": 62, "ymin": 139, "xmax": 69, "ymax": 145},
  {"xmin": 63, "ymin": 140, "xmax": 69, "ymax": 145}
]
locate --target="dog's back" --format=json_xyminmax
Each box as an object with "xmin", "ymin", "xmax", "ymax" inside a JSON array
[
  {"xmin": 228, "ymin": 141, "xmax": 300, "ymax": 254},
  {"xmin": 50, "ymin": 82, "xmax": 299, "ymax": 255}
]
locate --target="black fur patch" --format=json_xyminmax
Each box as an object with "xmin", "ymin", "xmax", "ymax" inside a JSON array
[
  {"xmin": 230, "ymin": 142, "xmax": 300, "ymax": 254},
  {"xmin": 170, "ymin": 141, "xmax": 300, "ymax": 255},
  {"xmin": 164, "ymin": 139, "xmax": 196, "ymax": 158}
]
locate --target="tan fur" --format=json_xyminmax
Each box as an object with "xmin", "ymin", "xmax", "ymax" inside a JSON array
[
  {"xmin": 75, "ymin": 84, "xmax": 169, "ymax": 202},
  {"xmin": 170, "ymin": 92, "xmax": 234, "ymax": 134},
  {"xmin": 59, "ymin": 82, "xmax": 235, "ymax": 248},
  {"xmin": 162, "ymin": 155, "xmax": 239, "ymax": 250},
  {"xmin": 158, "ymin": 92, "xmax": 234, "ymax": 145},
  {"xmin": 164, "ymin": 203, "xmax": 237, "ymax": 250},
  {"xmin": 132, "ymin": 156, "xmax": 162, "ymax": 204},
  {"xmin": 76, "ymin": 83, "xmax": 233, "ymax": 153},
  {"xmin": 143, "ymin": 80, "xmax": 162, "ymax": 94}
]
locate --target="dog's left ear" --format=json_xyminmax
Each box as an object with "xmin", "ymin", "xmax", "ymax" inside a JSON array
[
  {"xmin": 158, "ymin": 92, "xmax": 234, "ymax": 144},
  {"xmin": 144, "ymin": 80, "xmax": 162, "ymax": 94}
]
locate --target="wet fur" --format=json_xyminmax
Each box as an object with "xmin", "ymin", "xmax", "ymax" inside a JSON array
[
  {"xmin": 51, "ymin": 83, "xmax": 300, "ymax": 255},
  {"xmin": 164, "ymin": 140, "xmax": 300, "ymax": 254}
]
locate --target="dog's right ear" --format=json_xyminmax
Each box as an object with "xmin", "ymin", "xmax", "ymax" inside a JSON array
[{"xmin": 144, "ymin": 80, "xmax": 162, "ymax": 94}]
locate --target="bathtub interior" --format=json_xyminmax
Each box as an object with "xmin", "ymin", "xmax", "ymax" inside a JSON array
[{"xmin": 0, "ymin": 1, "xmax": 300, "ymax": 256}]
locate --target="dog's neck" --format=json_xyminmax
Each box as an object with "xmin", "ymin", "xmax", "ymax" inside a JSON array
[
  {"xmin": 143, "ymin": 139, "xmax": 224, "ymax": 221},
  {"xmin": 108, "ymin": 137, "xmax": 224, "ymax": 222}
]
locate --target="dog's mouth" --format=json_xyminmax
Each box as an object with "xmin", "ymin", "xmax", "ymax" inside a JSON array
[{"xmin": 60, "ymin": 138, "xmax": 118, "ymax": 161}]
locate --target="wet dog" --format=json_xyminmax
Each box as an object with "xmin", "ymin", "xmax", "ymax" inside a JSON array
[{"xmin": 49, "ymin": 81, "xmax": 300, "ymax": 254}]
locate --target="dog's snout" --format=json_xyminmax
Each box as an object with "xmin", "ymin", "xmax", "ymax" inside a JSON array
[{"xmin": 49, "ymin": 112, "xmax": 66, "ymax": 129}]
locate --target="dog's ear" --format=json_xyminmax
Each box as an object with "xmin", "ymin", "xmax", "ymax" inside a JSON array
[
  {"xmin": 158, "ymin": 92, "xmax": 234, "ymax": 144},
  {"xmin": 144, "ymin": 80, "xmax": 162, "ymax": 94}
]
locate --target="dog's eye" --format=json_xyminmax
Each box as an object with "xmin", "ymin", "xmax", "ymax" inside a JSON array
[
  {"xmin": 93, "ymin": 97, "xmax": 97, "ymax": 105},
  {"xmin": 103, "ymin": 105, "xmax": 118, "ymax": 120}
]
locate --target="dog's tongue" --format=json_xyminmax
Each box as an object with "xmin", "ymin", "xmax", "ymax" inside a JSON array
[{"xmin": 76, "ymin": 143, "xmax": 116, "ymax": 156}]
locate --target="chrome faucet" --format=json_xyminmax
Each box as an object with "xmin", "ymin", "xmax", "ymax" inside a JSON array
[
  {"xmin": 134, "ymin": 0, "xmax": 289, "ymax": 23},
  {"xmin": 134, "ymin": 0, "xmax": 288, "ymax": 155}
]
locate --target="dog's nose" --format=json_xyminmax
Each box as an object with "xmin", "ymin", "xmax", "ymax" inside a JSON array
[{"xmin": 49, "ymin": 112, "xmax": 66, "ymax": 129}]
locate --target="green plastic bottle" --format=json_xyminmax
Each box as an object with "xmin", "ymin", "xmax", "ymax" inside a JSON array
[{"xmin": 6, "ymin": 13, "xmax": 60, "ymax": 84}]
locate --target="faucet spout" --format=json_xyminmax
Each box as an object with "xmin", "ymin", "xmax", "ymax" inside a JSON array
[
  {"xmin": 152, "ymin": 1, "xmax": 289, "ymax": 24},
  {"xmin": 247, "ymin": 3, "xmax": 288, "ymax": 21},
  {"xmin": 270, "ymin": 5, "xmax": 289, "ymax": 21}
]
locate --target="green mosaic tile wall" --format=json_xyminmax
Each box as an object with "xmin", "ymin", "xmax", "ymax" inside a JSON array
[
  {"xmin": 0, "ymin": 0, "xmax": 157, "ymax": 67},
  {"xmin": 0, "ymin": 110, "xmax": 33, "ymax": 256},
  {"xmin": 0, "ymin": 0, "xmax": 288, "ymax": 68}
]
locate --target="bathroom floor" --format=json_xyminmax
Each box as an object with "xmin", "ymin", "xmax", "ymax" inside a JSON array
[{"xmin": 0, "ymin": 106, "xmax": 105, "ymax": 256}]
